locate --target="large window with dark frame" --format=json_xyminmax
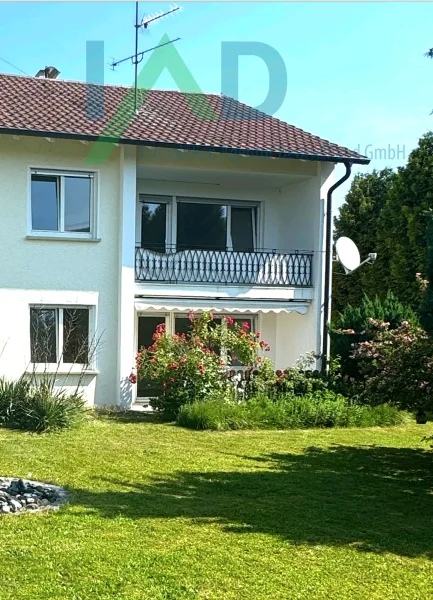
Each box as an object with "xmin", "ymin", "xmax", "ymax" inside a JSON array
[
  {"xmin": 30, "ymin": 307, "xmax": 90, "ymax": 364},
  {"xmin": 140, "ymin": 197, "xmax": 169, "ymax": 252},
  {"xmin": 138, "ymin": 194, "xmax": 258, "ymax": 253},
  {"xmin": 31, "ymin": 170, "xmax": 94, "ymax": 235}
]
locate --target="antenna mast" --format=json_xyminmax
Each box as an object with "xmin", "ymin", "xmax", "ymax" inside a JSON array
[{"xmin": 110, "ymin": 2, "xmax": 182, "ymax": 111}]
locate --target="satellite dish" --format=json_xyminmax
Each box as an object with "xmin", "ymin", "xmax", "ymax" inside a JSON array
[{"xmin": 335, "ymin": 237, "xmax": 361, "ymax": 274}]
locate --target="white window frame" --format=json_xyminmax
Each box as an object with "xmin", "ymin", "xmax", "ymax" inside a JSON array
[
  {"xmin": 137, "ymin": 194, "xmax": 262, "ymax": 252},
  {"xmin": 29, "ymin": 305, "xmax": 95, "ymax": 370},
  {"xmin": 28, "ymin": 168, "xmax": 99, "ymax": 241}
]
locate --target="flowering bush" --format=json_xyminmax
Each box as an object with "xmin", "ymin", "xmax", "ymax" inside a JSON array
[
  {"xmin": 352, "ymin": 319, "xmax": 433, "ymax": 412},
  {"xmin": 135, "ymin": 312, "xmax": 271, "ymax": 418},
  {"xmin": 330, "ymin": 292, "xmax": 419, "ymax": 379}
]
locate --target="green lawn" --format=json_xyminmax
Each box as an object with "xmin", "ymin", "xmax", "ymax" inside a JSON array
[{"xmin": 1, "ymin": 417, "xmax": 433, "ymax": 600}]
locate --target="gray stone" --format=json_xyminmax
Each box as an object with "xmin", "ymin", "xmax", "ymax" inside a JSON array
[
  {"xmin": 9, "ymin": 499, "xmax": 22, "ymax": 511},
  {"xmin": 0, "ymin": 505, "xmax": 11, "ymax": 514}
]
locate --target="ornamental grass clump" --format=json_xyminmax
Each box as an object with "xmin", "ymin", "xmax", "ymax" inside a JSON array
[{"xmin": 135, "ymin": 312, "xmax": 272, "ymax": 418}]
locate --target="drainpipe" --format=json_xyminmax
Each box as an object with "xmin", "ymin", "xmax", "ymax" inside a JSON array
[{"xmin": 321, "ymin": 160, "xmax": 352, "ymax": 370}]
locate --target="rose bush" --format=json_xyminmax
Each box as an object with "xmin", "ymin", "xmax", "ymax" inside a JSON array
[{"xmin": 135, "ymin": 312, "xmax": 271, "ymax": 418}]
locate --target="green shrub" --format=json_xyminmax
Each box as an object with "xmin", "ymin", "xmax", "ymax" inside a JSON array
[
  {"xmin": 177, "ymin": 393, "xmax": 406, "ymax": 431},
  {"xmin": 0, "ymin": 376, "xmax": 87, "ymax": 433},
  {"xmin": 331, "ymin": 291, "xmax": 418, "ymax": 378}
]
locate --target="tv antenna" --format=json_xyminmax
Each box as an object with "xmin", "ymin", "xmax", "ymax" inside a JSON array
[
  {"xmin": 334, "ymin": 237, "xmax": 377, "ymax": 275},
  {"xmin": 110, "ymin": 3, "xmax": 182, "ymax": 111}
]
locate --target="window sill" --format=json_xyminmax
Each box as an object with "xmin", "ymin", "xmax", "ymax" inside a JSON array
[
  {"xmin": 27, "ymin": 366, "xmax": 99, "ymax": 376},
  {"xmin": 26, "ymin": 234, "xmax": 101, "ymax": 243}
]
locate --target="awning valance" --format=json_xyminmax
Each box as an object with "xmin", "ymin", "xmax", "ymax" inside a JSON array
[{"xmin": 135, "ymin": 298, "xmax": 309, "ymax": 315}]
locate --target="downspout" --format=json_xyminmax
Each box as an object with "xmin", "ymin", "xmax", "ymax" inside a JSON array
[{"xmin": 321, "ymin": 160, "xmax": 352, "ymax": 369}]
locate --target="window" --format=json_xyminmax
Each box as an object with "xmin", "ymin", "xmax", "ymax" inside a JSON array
[
  {"xmin": 173, "ymin": 314, "xmax": 255, "ymax": 366},
  {"xmin": 31, "ymin": 170, "xmax": 94, "ymax": 235},
  {"xmin": 177, "ymin": 203, "xmax": 227, "ymax": 251},
  {"xmin": 30, "ymin": 307, "xmax": 90, "ymax": 364},
  {"xmin": 176, "ymin": 200, "xmax": 257, "ymax": 252},
  {"xmin": 231, "ymin": 207, "xmax": 255, "ymax": 252},
  {"xmin": 141, "ymin": 201, "xmax": 167, "ymax": 252},
  {"xmin": 137, "ymin": 195, "xmax": 259, "ymax": 253}
]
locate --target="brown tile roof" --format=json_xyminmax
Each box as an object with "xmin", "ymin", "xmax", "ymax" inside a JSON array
[{"xmin": 0, "ymin": 73, "xmax": 369, "ymax": 164}]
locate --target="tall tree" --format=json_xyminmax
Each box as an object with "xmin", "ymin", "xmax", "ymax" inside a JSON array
[
  {"xmin": 332, "ymin": 169, "xmax": 396, "ymax": 316},
  {"xmin": 380, "ymin": 132, "xmax": 433, "ymax": 309},
  {"xmin": 420, "ymin": 210, "xmax": 433, "ymax": 334}
]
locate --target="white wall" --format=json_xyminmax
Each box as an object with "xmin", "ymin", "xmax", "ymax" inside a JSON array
[{"xmin": 0, "ymin": 136, "xmax": 121, "ymax": 405}]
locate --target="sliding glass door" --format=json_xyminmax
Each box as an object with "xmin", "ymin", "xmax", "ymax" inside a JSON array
[
  {"xmin": 137, "ymin": 315, "xmax": 166, "ymax": 398},
  {"xmin": 139, "ymin": 194, "xmax": 258, "ymax": 253}
]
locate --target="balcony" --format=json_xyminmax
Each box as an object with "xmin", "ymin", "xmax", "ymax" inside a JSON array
[{"xmin": 135, "ymin": 247, "xmax": 313, "ymax": 287}]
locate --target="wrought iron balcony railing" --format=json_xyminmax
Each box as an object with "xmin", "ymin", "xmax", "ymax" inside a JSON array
[{"xmin": 135, "ymin": 246, "xmax": 313, "ymax": 287}]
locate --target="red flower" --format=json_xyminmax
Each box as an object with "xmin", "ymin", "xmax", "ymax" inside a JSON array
[
  {"xmin": 242, "ymin": 322, "xmax": 250, "ymax": 330},
  {"xmin": 276, "ymin": 370, "xmax": 283, "ymax": 377},
  {"xmin": 128, "ymin": 372, "xmax": 137, "ymax": 384},
  {"xmin": 224, "ymin": 316, "xmax": 234, "ymax": 326},
  {"xmin": 260, "ymin": 341, "xmax": 266, "ymax": 349},
  {"xmin": 256, "ymin": 332, "xmax": 261, "ymax": 338}
]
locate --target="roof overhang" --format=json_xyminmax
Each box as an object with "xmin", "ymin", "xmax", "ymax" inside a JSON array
[
  {"xmin": 135, "ymin": 298, "xmax": 309, "ymax": 315},
  {"xmin": 0, "ymin": 127, "xmax": 371, "ymax": 165}
]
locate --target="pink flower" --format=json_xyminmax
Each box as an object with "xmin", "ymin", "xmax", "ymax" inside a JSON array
[
  {"xmin": 224, "ymin": 316, "xmax": 234, "ymax": 326},
  {"xmin": 256, "ymin": 332, "xmax": 261, "ymax": 338},
  {"xmin": 188, "ymin": 310, "xmax": 195, "ymax": 322},
  {"xmin": 242, "ymin": 322, "xmax": 250, "ymax": 330}
]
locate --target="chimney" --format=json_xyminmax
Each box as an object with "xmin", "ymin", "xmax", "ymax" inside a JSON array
[{"xmin": 35, "ymin": 66, "xmax": 60, "ymax": 79}]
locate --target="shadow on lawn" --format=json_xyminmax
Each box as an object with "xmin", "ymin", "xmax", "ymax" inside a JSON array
[{"xmin": 69, "ymin": 444, "xmax": 433, "ymax": 558}]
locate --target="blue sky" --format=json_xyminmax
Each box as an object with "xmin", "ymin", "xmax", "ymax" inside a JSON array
[{"xmin": 1, "ymin": 1, "xmax": 432, "ymax": 207}]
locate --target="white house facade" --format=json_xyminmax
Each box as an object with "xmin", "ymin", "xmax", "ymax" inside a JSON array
[{"xmin": 0, "ymin": 74, "xmax": 368, "ymax": 407}]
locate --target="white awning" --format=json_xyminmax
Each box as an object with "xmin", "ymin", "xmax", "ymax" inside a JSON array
[{"xmin": 135, "ymin": 298, "xmax": 309, "ymax": 315}]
